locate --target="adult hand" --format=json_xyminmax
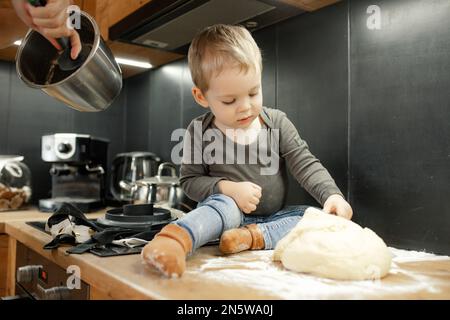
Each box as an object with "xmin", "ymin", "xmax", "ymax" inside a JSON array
[{"xmin": 12, "ymin": 0, "xmax": 81, "ymax": 59}]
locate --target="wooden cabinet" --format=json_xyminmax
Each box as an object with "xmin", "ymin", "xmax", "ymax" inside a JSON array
[
  {"xmin": 0, "ymin": 0, "xmax": 341, "ymax": 78},
  {"xmin": 280, "ymin": 0, "xmax": 341, "ymax": 11},
  {"xmin": 0, "ymin": 0, "xmax": 28, "ymax": 50},
  {"xmin": 0, "ymin": 235, "xmax": 8, "ymax": 297},
  {"xmin": 0, "ymin": 234, "xmax": 15, "ymax": 297}
]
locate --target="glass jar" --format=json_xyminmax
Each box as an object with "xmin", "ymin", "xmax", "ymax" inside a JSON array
[{"xmin": 0, "ymin": 156, "xmax": 32, "ymax": 211}]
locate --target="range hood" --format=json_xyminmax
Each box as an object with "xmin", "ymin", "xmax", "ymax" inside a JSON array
[{"xmin": 109, "ymin": 0, "xmax": 304, "ymax": 54}]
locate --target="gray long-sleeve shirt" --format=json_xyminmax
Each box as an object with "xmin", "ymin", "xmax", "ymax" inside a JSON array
[{"xmin": 180, "ymin": 106, "xmax": 343, "ymax": 216}]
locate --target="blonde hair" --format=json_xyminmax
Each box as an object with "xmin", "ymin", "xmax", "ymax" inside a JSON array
[{"xmin": 188, "ymin": 24, "xmax": 262, "ymax": 92}]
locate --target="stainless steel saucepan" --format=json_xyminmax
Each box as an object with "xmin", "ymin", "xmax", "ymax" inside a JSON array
[
  {"xmin": 16, "ymin": 11, "xmax": 122, "ymax": 112},
  {"xmin": 120, "ymin": 162, "xmax": 196, "ymax": 213}
]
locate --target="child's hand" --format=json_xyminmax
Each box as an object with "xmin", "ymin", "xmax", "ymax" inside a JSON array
[
  {"xmin": 323, "ymin": 194, "xmax": 353, "ymax": 220},
  {"xmin": 218, "ymin": 181, "xmax": 262, "ymax": 214},
  {"xmin": 232, "ymin": 181, "xmax": 262, "ymax": 214}
]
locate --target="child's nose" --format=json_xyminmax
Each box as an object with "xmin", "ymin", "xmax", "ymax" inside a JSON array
[{"xmin": 237, "ymin": 98, "xmax": 252, "ymax": 113}]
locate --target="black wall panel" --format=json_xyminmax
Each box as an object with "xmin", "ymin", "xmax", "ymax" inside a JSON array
[
  {"xmin": 147, "ymin": 60, "xmax": 183, "ymax": 163},
  {"xmin": 0, "ymin": 62, "xmax": 11, "ymax": 155},
  {"xmin": 126, "ymin": 72, "xmax": 151, "ymax": 152},
  {"xmin": 350, "ymin": 0, "xmax": 450, "ymax": 254},
  {"xmin": 277, "ymin": 2, "xmax": 349, "ymax": 206},
  {"xmin": 253, "ymin": 26, "xmax": 277, "ymax": 108}
]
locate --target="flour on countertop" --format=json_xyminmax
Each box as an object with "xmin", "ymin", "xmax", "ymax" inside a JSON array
[
  {"xmin": 389, "ymin": 247, "xmax": 450, "ymax": 263},
  {"xmin": 186, "ymin": 248, "xmax": 450, "ymax": 299}
]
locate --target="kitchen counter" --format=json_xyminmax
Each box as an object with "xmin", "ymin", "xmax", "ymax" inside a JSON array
[
  {"xmin": 2, "ymin": 209, "xmax": 450, "ymax": 299},
  {"xmin": 0, "ymin": 207, "xmax": 52, "ymax": 233}
]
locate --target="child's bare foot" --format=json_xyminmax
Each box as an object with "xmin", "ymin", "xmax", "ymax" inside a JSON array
[
  {"xmin": 219, "ymin": 224, "xmax": 265, "ymax": 254},
  {"xmin": 141, "ymin": 224, "xmax": 192, "ymax": 277}
]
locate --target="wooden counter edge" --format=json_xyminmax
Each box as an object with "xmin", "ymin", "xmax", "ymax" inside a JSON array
[{"xmin": 4, "ymin": 220, "xmax": 162, "ymax": 300}]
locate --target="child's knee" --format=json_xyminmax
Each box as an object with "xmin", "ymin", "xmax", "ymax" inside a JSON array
[{"xmin": 198, "ymin": 193, "xmax": 242, "ymax": 229}]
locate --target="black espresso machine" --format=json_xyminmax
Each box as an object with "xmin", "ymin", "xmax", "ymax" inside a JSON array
[{"xmin": 39, "ymin": 134, "xmax": 109, "ymax": 213}]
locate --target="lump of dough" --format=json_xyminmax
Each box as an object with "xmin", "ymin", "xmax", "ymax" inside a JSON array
[{"xmin": 273, "ymin": 207, "xmax": 392, "ymax": 280}]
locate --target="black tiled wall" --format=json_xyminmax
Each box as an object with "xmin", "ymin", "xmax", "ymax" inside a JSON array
[
  {"xmin": 276, "ymin": 4, "xmax": 349, "ymax": 206},
  {"xmin": 349, "ymin": 0, "xmax": 450, "ymax": 253}
]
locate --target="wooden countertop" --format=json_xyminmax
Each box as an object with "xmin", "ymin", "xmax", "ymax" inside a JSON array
[
  {"xmin": 0, "ymin": 207, "xmax": 53, "ymax": 233},
  {"xmin": 2, "ymin": 209, "xmax": 450, "ymax": 299}
]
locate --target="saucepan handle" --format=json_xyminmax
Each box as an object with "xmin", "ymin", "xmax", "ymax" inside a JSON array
[
  {"xmin": 157, "ymin": 162, "xmax": 177, "ymax": 177},
  {"xmin": 146, "ymin": 183, "xmax": 158, "ymax": 204}
]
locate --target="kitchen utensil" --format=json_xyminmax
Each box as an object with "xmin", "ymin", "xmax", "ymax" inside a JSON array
[
  {"xmin": 16, "ymin": 10, "xmax": 122, "ymax": 112},
  {"xmin": 96, "ymin": 203, "xmax": 174, "ymax": 231},
  {"xmin": 122, "ymin": 162, "xmax": 196, "ymax": 212},
  {"xmin": 109, "ymin": 152, "xmax": 161, "ymax": 202}
]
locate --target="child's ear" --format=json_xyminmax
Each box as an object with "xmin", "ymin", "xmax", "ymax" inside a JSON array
[{"xmin": 192, "ymin": 87, "xmax": 209, "ymax": 109}]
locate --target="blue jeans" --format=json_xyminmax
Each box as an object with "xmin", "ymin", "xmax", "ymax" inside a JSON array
[{"xmin": 174, "ymin": 193, "xmax": 313, "ymax": 252}]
